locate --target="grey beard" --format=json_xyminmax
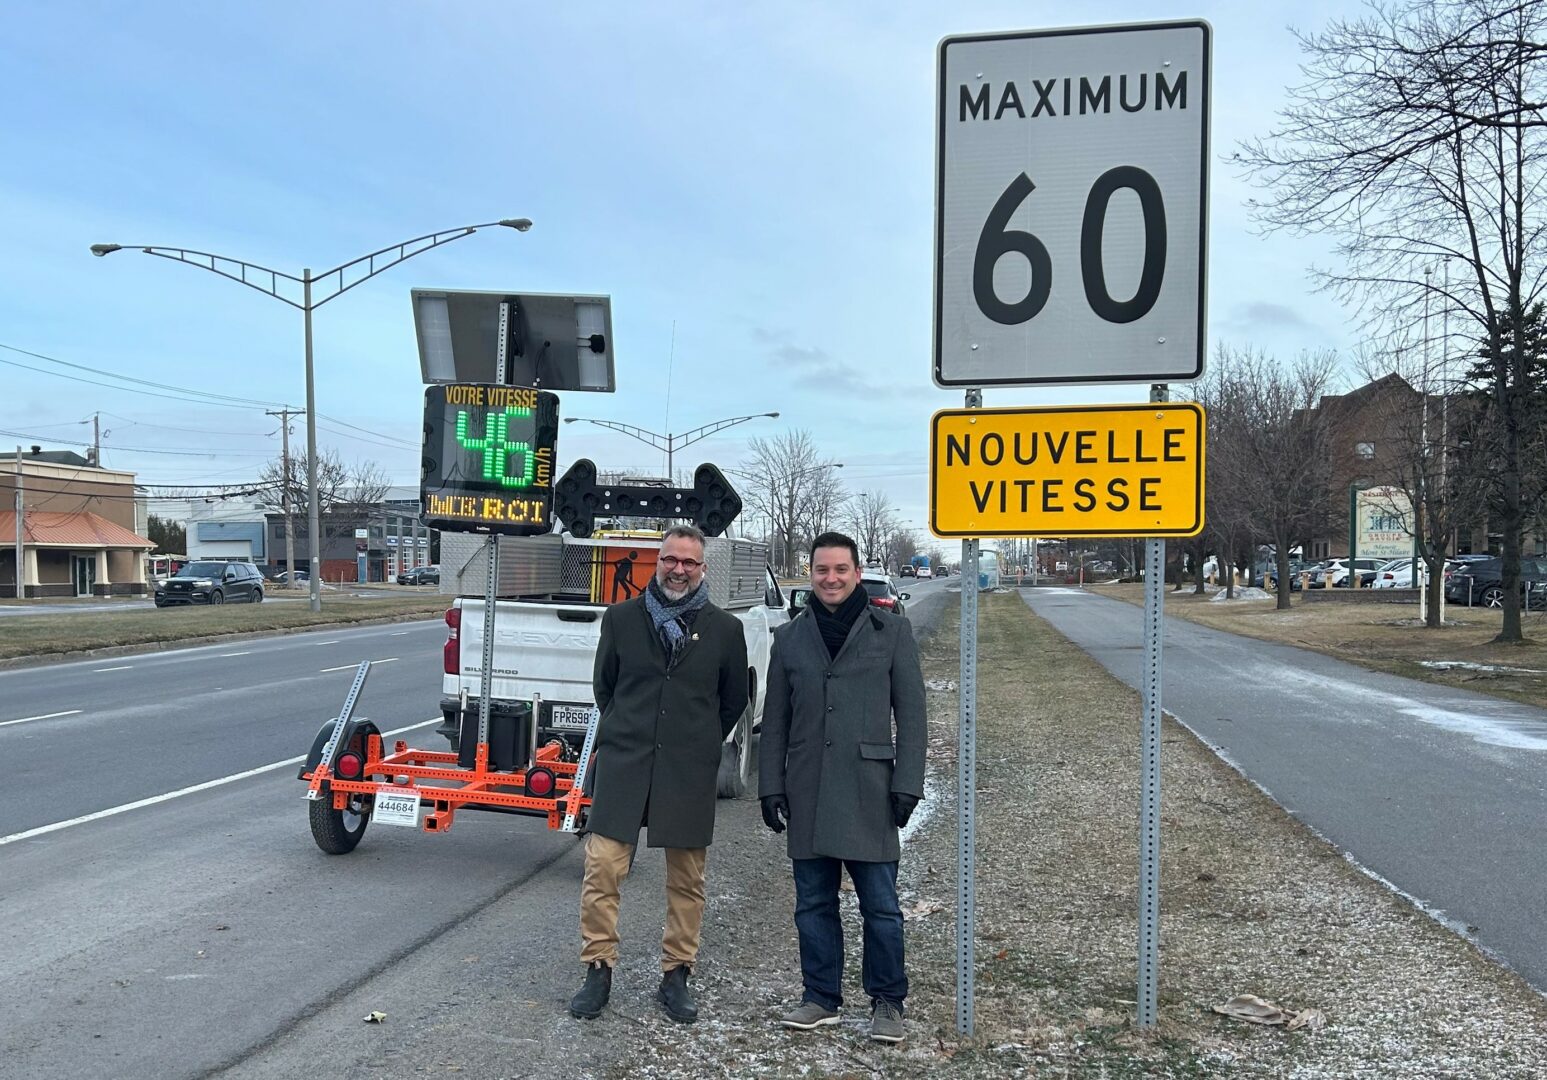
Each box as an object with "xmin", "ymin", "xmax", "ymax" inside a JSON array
[{"xmin": 658, "ymin": 578, "xmax": 693, "ymax": 601}]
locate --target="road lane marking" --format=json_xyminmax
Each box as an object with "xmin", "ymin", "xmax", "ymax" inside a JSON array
[
  {"xmin": 316, "ymin": 640, "xmax": 340, "ymax": 645},
  {"xmin": 0, "ymin": 709, "xmax": 83, "ymax": 729},
  {"xmin": 94, "ymin": 666, "xmax": 133, "ymax": 672},
  {"xmin": 0, "ymin": 716, "xmax": 441, "ymax": 847},
  {"xmin": 390, "ymin": 631, "xmax": 408, "ymax": 636},
  {"xmin": 218, "ymin": 651, "xmax": 251, "ymax": 657},
  {"xmin": 320, "ymin": 657, "xmax": 398, "ymax": 672}
]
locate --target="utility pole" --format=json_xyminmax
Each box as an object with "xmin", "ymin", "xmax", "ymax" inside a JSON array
[
  {"xmin": 266, "ymin": 408, "xmax": 300, "ymax": 589},
  {"xmin": 91, "ymin": 413, "xmax": 101, "ymax": 467},
  {"xmin": 14, "ymin": 445, "xmax": 24, "ymax": 598}
]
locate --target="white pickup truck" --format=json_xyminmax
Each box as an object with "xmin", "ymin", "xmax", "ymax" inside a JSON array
[{"xmin": 436, "ymin": 531, "xmax": 789, "ymax": 798}]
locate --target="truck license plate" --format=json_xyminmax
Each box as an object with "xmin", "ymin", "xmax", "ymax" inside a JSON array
[
  {"xmin": 552, "ymin": 704, "xmax": 595, "ymax": 729},
  {"xmin": 372, "ymin": 788, "xmax": 421, "ymax": 828}
]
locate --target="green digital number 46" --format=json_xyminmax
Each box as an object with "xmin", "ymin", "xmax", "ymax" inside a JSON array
[{"xmin": 456, "ymin": 407, "xmax": 533, "ymax": 488}]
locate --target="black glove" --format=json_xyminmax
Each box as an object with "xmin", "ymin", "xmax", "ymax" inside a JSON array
[
  {"xmin": 890, "ymin": 793, "xmax": 920, "ymax": 828},
  {"xmin": 760, "ymin": 794, "xmax": 789, "ymax": 834}
]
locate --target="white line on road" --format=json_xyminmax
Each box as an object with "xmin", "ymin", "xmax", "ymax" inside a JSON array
[
  {"xmin": 316, "ymin": 640, "xmax": 340, "ymax": 645},
  {"xmin": 93, "ymin": 666, "xmax": 133, "ymax": 672},
  {"xmin": 0, "ymin": 716, "xmax": 441, "ymax": 848},
  {"xmin": 218, "ymin": 651, "xmax": 251, "ymax": 657},
  {"xmin": 319, "ymin": 657, "xmax": 399, "ymax": 673},
  {"xmin": 390, "ymin": 631, "xmax": 408, "ymax": 636},
  {"xmin": 0, "ymin": 709, "xmax": 83, "ymax": 729}
]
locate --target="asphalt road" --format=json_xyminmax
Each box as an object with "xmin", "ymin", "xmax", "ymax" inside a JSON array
[
  {"xmin": 0, "ymin": 580, "xmax": 956, "ymax": 1080},
  {"xmin": 1021, "ymin": 585, "xmax": 1547, "ymax": 992}
]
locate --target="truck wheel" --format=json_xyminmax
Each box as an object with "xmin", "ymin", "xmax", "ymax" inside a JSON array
[
  {"xmin": 309, "ymin": 794, "xmax": 370, "ymax": 854},
  {"xmin": 717, "ymin": 702, "xmax": 752, "ymax": 799}
]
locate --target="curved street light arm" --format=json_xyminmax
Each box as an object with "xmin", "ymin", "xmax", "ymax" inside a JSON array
[
  {"xmin": 668, "ymin": 412, "xmax": 780, "ymax": 452},
  {"xmin": 310, "ymin": 220, "xmax": 525, "ymax": 309},
  {"xmin": 109, "ymin": 247, "xmax": 307, "ymax": 310},
  {"xmin": 564, "ymin": 417, "xmax": 670, "ymax": 452}
]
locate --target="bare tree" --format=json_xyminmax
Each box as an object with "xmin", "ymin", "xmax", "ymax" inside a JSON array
[
  {"xmin": 1194, "ymin": 360, "xmax": 1262, "ymax": 600},
  {"xmin": 738, "ymin": 431, "xmax": 838, "ymax": 575},
  {"xmin": 258, "ymin": 448, "xmax": 388, "ymax": 520},
  {"xmin": 843, "ymin": 491, "xmax": 898, "ymax": 565},
  {"xmin": 1237, "ymin": 0, "xmax": 1547, "ymax": 639},
  {"xmin": 1195, "ymin": 346, "xmax": 1338, "ymax": 610},
  {"xmin": 882, "ymin": 527, "xmax": 919, "ymax": 577},
  {"xmin": 1353, "ymin": 344, "xmax": 1490, "ymax": 624}
]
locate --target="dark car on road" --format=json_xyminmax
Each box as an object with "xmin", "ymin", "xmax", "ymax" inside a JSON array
[
  {"xmin": 861, "ymin": 572, "xmax": 910, "ymax": 617},
  {"xmin": 398, "ymin": 566, "xmax": 439, "ymax": 586},
  {"xmin": 1444, "ymin": 556, "xmax": 1547, "ymax": 608},
  {"xmin": 156, "ymin": 560, "xmax": 264, "ymax": 606}
]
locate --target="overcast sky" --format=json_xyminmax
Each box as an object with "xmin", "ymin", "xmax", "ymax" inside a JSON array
[{"xmin": 1, "ymin": 1, "xmax": 1361, "ymax": 543}]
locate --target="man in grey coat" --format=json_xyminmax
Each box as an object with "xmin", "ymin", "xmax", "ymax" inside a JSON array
[
  {"xmin": 758, "ymin": 531, "xmax": 926, "ymax": 1044},
  {"xmin": 569, "ymin": 525, "xmax": 750, "ymax": 1024}
]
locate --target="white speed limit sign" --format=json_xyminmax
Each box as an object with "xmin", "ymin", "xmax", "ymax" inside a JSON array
[{"xmin": 933, "ymin": 21, "xmax": 1211, "ymax": 388}]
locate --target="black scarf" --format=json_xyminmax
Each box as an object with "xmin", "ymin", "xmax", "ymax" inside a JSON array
[{"xmin": 810, "ymin": 584, "xmax": 870, "ymax": 659}]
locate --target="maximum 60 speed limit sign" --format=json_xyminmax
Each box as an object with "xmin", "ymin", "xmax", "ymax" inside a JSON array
[{"xmin": 933, "ymin": 21, "xmax": 1211, "ymax": 388}]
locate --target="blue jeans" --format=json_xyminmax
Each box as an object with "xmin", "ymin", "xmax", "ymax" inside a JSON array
[{"xmin": 791, "ymin": 857, "xmax": 907, "ymax": 1010}]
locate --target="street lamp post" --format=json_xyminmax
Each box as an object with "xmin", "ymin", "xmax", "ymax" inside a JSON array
[
  {"xmin": 92, "ymin": 218, "xmax": 533, "ymax": 612},
  {"xmin": 563, "ymin": 412, "xmax": 780, "ymax": 480}
]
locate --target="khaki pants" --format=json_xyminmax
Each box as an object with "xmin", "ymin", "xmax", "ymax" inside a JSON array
[{"xmin": 579, "ymin": 833, "xmax": 707, "ymax": 971}]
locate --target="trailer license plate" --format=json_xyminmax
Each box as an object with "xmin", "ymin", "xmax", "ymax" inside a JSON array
[
  {"xmin": 552, "ymin": 705, "xmax": 594, "ymax": 729},
  {"xmin": 373, "ymin": 788, "xmax": 420, "ymax": 828}
]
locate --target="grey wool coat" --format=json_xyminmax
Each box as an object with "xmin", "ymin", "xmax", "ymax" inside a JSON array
[
  {"xmin": 589, "ymin": 594, "xmax": 749, "ymax": 849},
  {"xmin": 758, "ymin": 603, "xmax": 926, "ymax": 863}
]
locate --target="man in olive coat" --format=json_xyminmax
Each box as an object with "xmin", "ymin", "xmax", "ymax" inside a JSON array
[
  {"xmin": 569, "ymin": 525, "xmax": 749, "ymax": 1025},
  {"xmin": 759, "ymin": 531, "xmax": 926, "ymax": 1044}
]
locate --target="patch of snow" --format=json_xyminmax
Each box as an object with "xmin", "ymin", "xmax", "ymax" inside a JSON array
[
  {"xmin": 1210, "ymin": 586, "xmax": 1272, "ymax": 602},
  {"xmin": 1420, "ymin": 660, "xmax": 1547, "ymax": 675}
]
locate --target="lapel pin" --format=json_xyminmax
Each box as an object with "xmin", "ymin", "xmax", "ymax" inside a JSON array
[{"xmin": 692, "ymin": 633, "xmax": 700, "ymax": 640}]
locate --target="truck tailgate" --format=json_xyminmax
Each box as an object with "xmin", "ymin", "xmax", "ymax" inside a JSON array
[{"xmin": 453, "ymin": 600, "xmax": 603, "ymax": 704}]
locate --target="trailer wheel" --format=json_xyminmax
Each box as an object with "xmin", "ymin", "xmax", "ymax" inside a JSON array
[
  {"xmin": 717, "ymin": 700, "xmax": 753, "ymax": 799},
  {"xmin": 309, "ymin": 793, "xmax": 370, "ymax": 854}
]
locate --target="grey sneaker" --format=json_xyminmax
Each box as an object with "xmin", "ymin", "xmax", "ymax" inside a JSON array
[
  {"xmin": 779, "ymin": 1001, "xmax": 841, "ymax": 1030},
  {"xmin": 870, "ymin": 999, "xmax": 905, "ymax": 1043}
]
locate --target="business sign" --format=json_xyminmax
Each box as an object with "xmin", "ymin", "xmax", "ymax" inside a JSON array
[
  {"xmin": 934, "ymin": 21, "xmax": 1211, "ymax": 387},
  {"xmin": 1356, "ymin": 486, "xmax": 1415, "ymax": 559},
  {"xmin": 420, "ymin": 383, "xmax": 559, "ymax": 536},
  {"xmin": 930, "ymin": 403, "xmax": 1205, "ymax": 537}
]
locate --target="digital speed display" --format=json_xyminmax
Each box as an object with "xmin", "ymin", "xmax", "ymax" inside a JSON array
[{"xmin": 421, "ymin": 384, "xmax": 559, "ymax": 535}]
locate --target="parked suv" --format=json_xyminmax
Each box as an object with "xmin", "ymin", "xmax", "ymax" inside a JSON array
[
  {"xmin": 156, "ymin": 560, "xmax": 264, "ymax": 606},
  {"xmin": 1444, "ymin": 556, "xmax": 1547, "ymax": 608}
]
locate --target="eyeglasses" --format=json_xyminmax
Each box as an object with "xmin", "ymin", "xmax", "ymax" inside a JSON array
[{"xmin": 659, "ymin": 556, "xmax": 703, "ymax": 570}]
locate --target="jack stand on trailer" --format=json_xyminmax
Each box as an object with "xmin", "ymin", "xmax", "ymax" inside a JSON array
[{"xmin": 299, "ymin": 659, "xmax": 598, "ymax": 854}]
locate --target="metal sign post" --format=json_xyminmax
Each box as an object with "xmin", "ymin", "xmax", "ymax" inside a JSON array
[
  {"xmin": 957, "ymin": 386, "xmax": 982, "ymax": 1037},
  {"xmin": 1136, "ymin": 383, "xmax": 1168, "ymax": 1028},
  {"xmin": 474, "ymin": 302, "xmax": 512, "ymax": 770}
]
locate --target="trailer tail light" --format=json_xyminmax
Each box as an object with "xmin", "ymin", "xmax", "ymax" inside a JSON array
[
  {"xmin": 526, "ymin": 767, "xmax": 556, "ymax": 798},
  {"xmin": 335, "ymin": 751, "xmax": 363, "ymax": 779},
  {"xmin": 444, "ymin": 606, "xmax": 461, "ymax": 675}
]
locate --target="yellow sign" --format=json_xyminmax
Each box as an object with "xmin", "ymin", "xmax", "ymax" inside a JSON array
[{"xmin": 930, "ymin": 403, "xmax": 1205, "ymax": 538}]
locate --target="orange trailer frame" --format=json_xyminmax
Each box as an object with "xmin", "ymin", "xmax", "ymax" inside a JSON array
[{"xmin": 300, "ymin": 660, "xmax": 593, "ymax": 848}]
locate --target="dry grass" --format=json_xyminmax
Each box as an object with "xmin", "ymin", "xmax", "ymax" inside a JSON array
[
  {"xmin": 1091, "ymin": 582, "xmax": 1547, "ymax": 710},
  {"xmin": 0, "ymin": 595, "xmax": 448, "ymax": 660},
  {"xmin": 595, "ymin": 594, "xmax": 1547, "ymax": 1077}
]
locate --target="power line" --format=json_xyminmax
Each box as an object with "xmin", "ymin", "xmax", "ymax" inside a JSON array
[
  {"xmin": 0, "ymin": 428, "xmax": 265, "ymax": 458},
  {"xmin": 100, "ymin": 412, "xmax": 274, "ymax": 439},
  {"xmin": 0, "ymin": 342, "xmax": 289, "ymax": 409}
]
